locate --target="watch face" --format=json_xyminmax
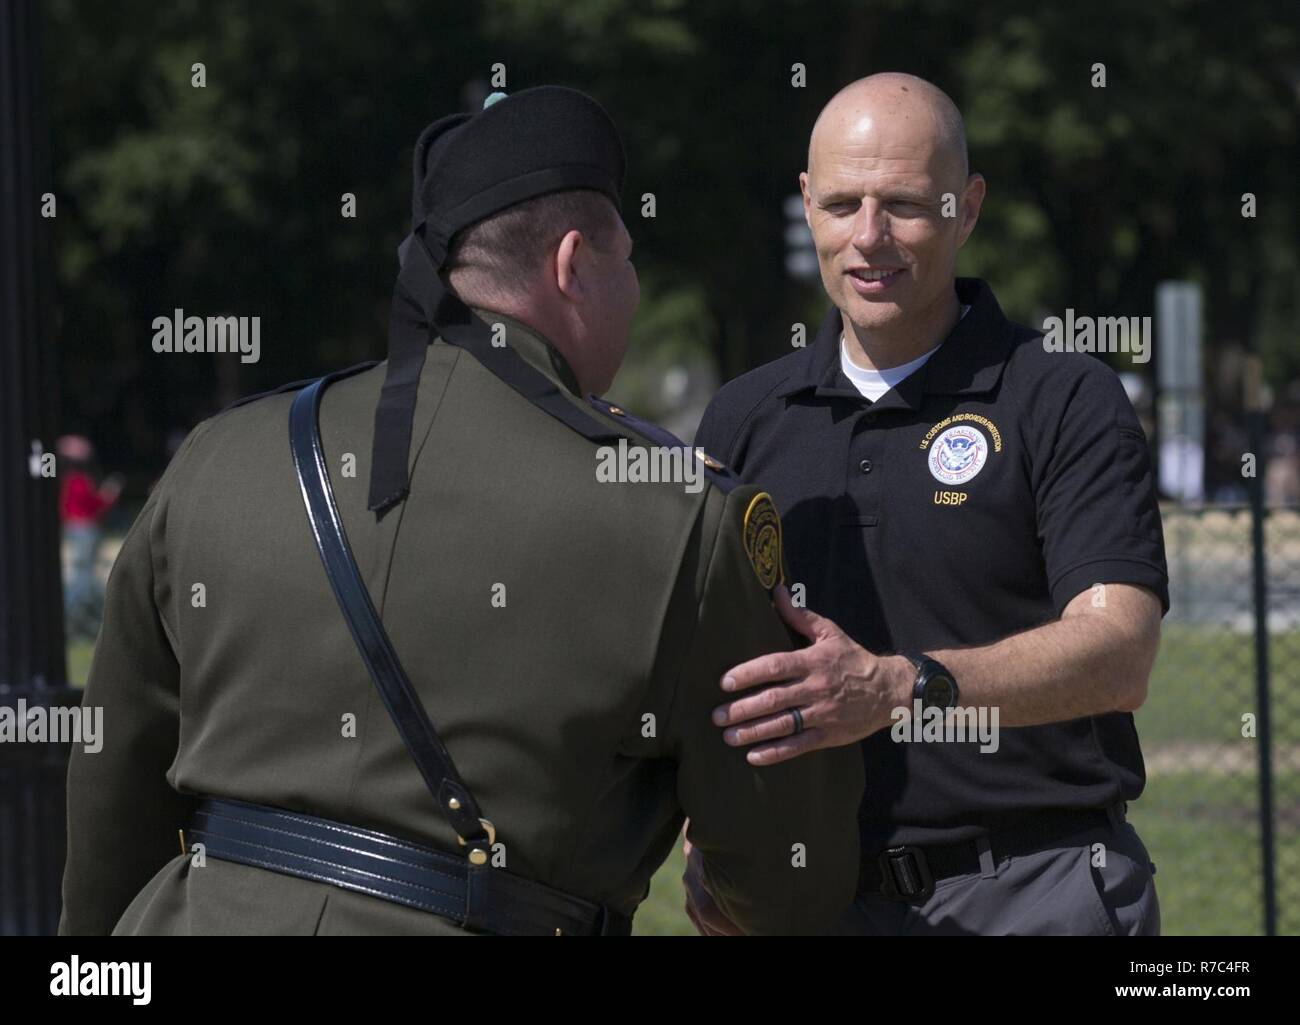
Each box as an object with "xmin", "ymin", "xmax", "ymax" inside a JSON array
[{"xmin": 925, "ymin": 674, "xmax": 956, "ymax": 709}]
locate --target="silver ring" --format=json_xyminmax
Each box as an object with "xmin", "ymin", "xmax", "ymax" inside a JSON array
[{"xmin": 789, "ymin": 707, "xmax": 804, "ymax": 736}]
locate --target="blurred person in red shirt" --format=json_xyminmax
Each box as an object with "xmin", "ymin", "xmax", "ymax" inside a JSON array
[{"xmin": 57, "ymin": 434, "xmax": 123, "ymax": 639}]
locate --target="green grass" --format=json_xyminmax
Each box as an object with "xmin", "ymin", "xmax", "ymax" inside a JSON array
[
  {"xmin": 1128, "ymin": 623, "xmax": 1300, "ymax": 933},
  {"xmin": 1136, "ymin": 625, "xmax": 1298, "ymax": 747},
  {"xmin": 630, "ymin": 770, "xmax": 1300, "ymax": 935},
  {"xmin": 635, "ymin": 843, "xmax": 694, "ymax": 936},
  {"xmin": 630, "ymin": 626, "xmax": 1300, "ymax": 935},
  {"xmin": 65, "ymin": 621, "xmax": 1298, "ymax": 934},
  {"xmin": 67, "ymin": 638, "xmax": 95, "ymax": 688},
  {"xmin": 1129, "ymin": 771, "xmax": 1299, "ymax": 935}
]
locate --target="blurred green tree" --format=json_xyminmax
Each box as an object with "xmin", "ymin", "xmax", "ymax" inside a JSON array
[{"xmin": 43, "ymin": 0, "xmax": 1298, "ymax": 477}]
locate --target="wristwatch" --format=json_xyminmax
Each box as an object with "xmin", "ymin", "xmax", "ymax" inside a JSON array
[{"xmin": 903, "ymin": 653, "xmax": 959, "ymax": 711}]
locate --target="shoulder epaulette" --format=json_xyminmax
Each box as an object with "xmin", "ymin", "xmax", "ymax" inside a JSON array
[
  {"xmin": 586, "ymin": 395, "xmax": 742, "ymax": 494},
  {"xmin": 219, "ymin": 360, "xmax": 380, "ymax": 415}
]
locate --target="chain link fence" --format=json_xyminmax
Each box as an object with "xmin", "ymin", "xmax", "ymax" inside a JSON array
[
  {"xmin": 43, "ymin": 508, "xmax": 1300, "ymax": 937},
  {"xmin": 1130, "ymin": 503, "xmax": 1299, "ymax": 935}
]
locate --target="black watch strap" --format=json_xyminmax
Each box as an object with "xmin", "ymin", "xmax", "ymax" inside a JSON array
[{"xmin": 904, "ymin": 652, "xmax": 958, "ymax": 709}]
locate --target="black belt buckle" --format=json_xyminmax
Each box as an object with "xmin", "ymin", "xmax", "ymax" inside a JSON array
[{"xmin": 878, "ymin": 845, "xmax": 935, "ymax": 904}]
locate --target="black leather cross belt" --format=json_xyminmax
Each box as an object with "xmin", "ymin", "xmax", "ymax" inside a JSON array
[
  {"xmin": 859, "ymin": 803, "xmax": 1126, "ymax": 904},
  {"xmin": 276, "ymin": 372, "xmax": 632, "ymax": 936},
  {"xmin": 187, "ymin": 797, "xmax": 632, "ymax": 936}
]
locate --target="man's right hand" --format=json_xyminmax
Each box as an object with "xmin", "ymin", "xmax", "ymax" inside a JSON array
[{"xmin": 681, "ymin": 833, "xmax": 744, "ymax": 936}]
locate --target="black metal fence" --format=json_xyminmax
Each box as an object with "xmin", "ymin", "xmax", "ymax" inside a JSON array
[
  {"xmin": 0, "ymin": 697, "xmax": 76, "ymax": 934},
  {"xmin": 7, "ymin": 511, "xmax": 1298, "ymax": 937},
  {"xmin": 0, "ymin": 0, "xmax": 72, "ymax": 939},
  {"xmin": 1130, "ymin": 503, "xmax": 1299, "ymax": 935}
]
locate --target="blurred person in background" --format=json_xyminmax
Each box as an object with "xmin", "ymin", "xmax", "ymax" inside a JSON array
[
  {"xmin": 56, "ymin": 433, "xmax": 122, "ymax": 640},
  {"xmin": 1266, "ymin": 429, "xmax": 1300, "ymax": 505}
]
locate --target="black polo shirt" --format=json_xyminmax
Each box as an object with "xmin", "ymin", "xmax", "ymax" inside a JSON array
[{"xmin": 695, "ymin": 277, "xmax": 1169, "ymax": 851}]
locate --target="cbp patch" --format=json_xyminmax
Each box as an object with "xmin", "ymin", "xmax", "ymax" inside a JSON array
[
  {"xmin": 742, "ymin": 492, "xmax": 783, "ymax": 591},
  {"xmin": 927, "ymin": 425, "xmax": 988, "ymax": 486}
]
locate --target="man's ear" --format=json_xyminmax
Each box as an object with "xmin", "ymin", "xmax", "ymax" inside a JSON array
[
  {"xmin": 799, "ymin": 172, "xmax": 813, "ymax": 228},
  {"xmin": 555, "ymin": 229, "xmax": 585, "ymax": 300},
  {"xmin": 957, "ymin": 174, "xmax": 986, "ymax": 248}
]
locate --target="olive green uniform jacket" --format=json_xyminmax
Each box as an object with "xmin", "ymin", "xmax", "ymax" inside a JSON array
[{"xmin": 59, "ymin": 312, "xmax": 863, "ymax": 936}]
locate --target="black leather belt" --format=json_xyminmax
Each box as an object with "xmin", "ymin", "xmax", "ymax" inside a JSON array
[
  {"xmin": 860, "ymin": 803, "xmax": 1126, "ymax": 904},
  {"xmin": 187, "ymin": 797, "xmax": 631, "ymax": 936}
]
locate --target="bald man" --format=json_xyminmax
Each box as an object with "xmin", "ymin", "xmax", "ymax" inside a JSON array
[{"xmin": 688, "ymin": 74, "xmax": 1167, "ymax": 936}]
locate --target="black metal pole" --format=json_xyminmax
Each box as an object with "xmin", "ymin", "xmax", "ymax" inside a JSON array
[
  {"xmin": 0, "ymin": 0, "xmax": 78, "ymax": 936},
  {"xmin": 1244, "ymin": 357, "xmax": 1276, "ymax": 937}
]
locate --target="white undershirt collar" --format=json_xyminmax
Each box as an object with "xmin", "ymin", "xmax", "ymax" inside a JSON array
[{"xmin": 839, "ymin": 303, "xmax": 971, "ymax": 402}]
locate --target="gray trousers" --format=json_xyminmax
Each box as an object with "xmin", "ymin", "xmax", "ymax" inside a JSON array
[{"xmin": 833, "ymin": 812, "xmax": 1160, "ymax": 936}]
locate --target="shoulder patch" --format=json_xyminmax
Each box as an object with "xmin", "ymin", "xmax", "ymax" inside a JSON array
[{"xmin": 742, "ymin": 492, "xmax": 783, "ymax": 591}]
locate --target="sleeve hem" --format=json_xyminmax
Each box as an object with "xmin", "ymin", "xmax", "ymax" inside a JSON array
[{"xmin": 1050, "ymin": 558, "xmax": 1170, "ymax": 616}]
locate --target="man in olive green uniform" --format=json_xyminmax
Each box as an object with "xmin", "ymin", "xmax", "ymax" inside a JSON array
[{"xmin": 59, "ymin": 86, "xmax": 862, "ymax": 936}]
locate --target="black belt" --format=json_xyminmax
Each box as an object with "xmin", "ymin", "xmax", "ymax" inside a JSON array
[
  {"xmin": 860, "ymin": 803, "xmax": 1127, "ymax": 904},
  {"xmin": 187, "ymin": 797, "xmax": 631, "ymax": 936}
]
